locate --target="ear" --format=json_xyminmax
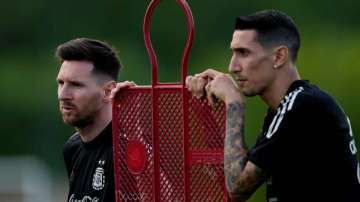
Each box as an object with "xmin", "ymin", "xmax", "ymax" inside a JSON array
[
  {"xmin": 273, "ymin": 46, "xmax": 288, "ymax": 69},
  {"xmin": 102, "ymin": 81, "xmax": 116, "ymax": 103}
]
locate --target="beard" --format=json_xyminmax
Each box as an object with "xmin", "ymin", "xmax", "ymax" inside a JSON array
[
  {"xmin": 60, "ymin": 98, "xmax": 101, "ymax": 129},
  {"xmin": 243, "ymin": 91, "xmax": 257, "ymax": 97},
  {"xmin": 242, "ymin": 88, "xmax": 257, "ymax": 97},
  {"xmin": 241, "ymin": 84, "xmax": 263, "ymax": 97},
  {"xmin": 61, "ymin": 110, "xmax": 96, "ymax": 128},
  {"xmin": 66, "ymin": 115, "xmax": 94, "ymax": 128}
]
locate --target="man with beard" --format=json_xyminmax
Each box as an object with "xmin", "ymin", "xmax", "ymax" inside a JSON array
[{"xmin": 56, "ymin": 38, "xmax": 134, "ymax": 202}]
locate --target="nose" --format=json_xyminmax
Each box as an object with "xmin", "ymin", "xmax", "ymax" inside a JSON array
[
  {"xmin": 228, "ymin": 53, "xmax": 242, "ymax": 73},
  {"xmin": 58, "ymin": 84, "xmax": 72, "ymax": 101}
]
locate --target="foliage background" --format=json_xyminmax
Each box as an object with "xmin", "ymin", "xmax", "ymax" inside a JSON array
[{"xmin": 0, "ymin": 0, "xmax": 359, "ymax": 201}]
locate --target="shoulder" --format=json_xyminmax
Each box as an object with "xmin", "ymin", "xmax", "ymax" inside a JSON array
[
  {"xmin": 63, "ymin": 133, "xmax": 81, "ymax": 157},
  {"xmin": 290, "ymin": 83, "xmax": 344, "ymax": 117},
  {"xmin": 284, "ymin": 82, "xmax": 349, "ymax": 135},
  {"xmin": 64, "ymin": 132, "xmax": 81, "ymax": 147}
]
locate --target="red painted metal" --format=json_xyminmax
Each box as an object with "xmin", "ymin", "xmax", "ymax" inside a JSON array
[
  {"xmin": 113, "ymin": 0, "xmax": 228, "ymax": 201},
  {"xmin": 125, "ymin": 140, "xmax": 147, "ymax": 175}
]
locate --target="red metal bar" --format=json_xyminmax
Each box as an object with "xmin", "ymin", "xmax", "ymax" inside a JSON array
[
  {"xmin": 143, "ymin": 0, "xmax": 160, "ymax": 87},
  {"xmin": 176, "ymin": 0, "xmax": 195, "ymax": 86},
  {"xmin": 113, "ymin": 0, "xmax": 227, "ymax": 201},
  {"xmin": 183, "ymin": 89, "xmax": 190, "ymax": 201},
  {"xmin": 144, "ymin": 1, "xmax": 161, "ymax": 201},
  {"xmin": 143, "ymin": 0, "xmax": 194, "ymax": 87},
  {"xmin": 144, "ymin": 1, "xmax": 194, "ymax": 200},
  {"xmin": 152, "ymin": 89, "xmax": 160, "ymax": 202},
  {"xmin": 175, "ymin": 1, "xmax": 195, "ymax": 200},
  {"xmin": 111, "ymin": 105, "xmax": 121, "ymax": 200}
]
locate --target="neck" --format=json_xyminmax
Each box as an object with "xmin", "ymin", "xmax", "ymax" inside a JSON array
[
  {"xmin": 260, "ymin": 65, "xmax": 300, "ymax": 110},
  {"xmin": 76, "ymin": 105, "xmax": 112, "ymax": 142}
]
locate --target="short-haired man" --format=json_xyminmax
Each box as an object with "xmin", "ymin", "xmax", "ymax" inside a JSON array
[
  {"xmin": 187, "ymin": 10, "xmax": 360, "ymax": 202},
  {"xmin": 56, "ymin": 38, "xmax": 121, "ymax": 201}
]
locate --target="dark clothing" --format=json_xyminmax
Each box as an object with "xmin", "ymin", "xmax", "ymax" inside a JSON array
[
  {"xmin": 63, "ymin": 123, "xmax": 115, "ymax": 202},
  {"xmin": 249, "ymin": 80, "xmax": 360, "ymax": 202}
]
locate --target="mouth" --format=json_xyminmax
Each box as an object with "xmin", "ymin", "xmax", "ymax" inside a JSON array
[
  {"xmin": 236, "ymin": 78, "xmax": 247, "ymax": 86},
  {"xmin": 60, "ymin": 103, "xmax": 76, "ymax": 113},
  {"xmin": 61, "ymin": 107, "xmax": 75, "ymax": 115}
]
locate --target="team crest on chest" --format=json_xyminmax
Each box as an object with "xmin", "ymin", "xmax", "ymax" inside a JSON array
[{"xmin": 92, "ymin": 160, "xmax": 106, "ymax": 190}]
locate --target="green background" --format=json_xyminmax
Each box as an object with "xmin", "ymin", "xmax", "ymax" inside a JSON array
[{"xmin": 0, "ymin": 0, "xmax": 359, "ymax": 201}]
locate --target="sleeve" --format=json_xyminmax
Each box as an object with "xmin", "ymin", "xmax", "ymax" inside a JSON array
[
  {"xmin": 248, "ymin": 129, "xmax": 284, "ymax": 172},
  {"xmin": 248, "ymin": 92, "xmax": 314, "ymax": 172}
]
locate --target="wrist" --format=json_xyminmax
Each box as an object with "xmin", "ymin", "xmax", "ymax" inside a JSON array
[{"xmin": 225, "ymin": 89, "xmax": 244, "ymax": 107}]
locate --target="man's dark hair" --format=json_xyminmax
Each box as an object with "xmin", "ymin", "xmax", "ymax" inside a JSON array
[
  {"xmin": 235, "ymin": 10, "xmax": 300, "ymax": 63},
  {"xmin": 55, "ymin": 38, "xmax": 121, "ymax": 81}
]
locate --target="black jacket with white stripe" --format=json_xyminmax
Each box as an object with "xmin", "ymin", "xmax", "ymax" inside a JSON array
[{"xmin": 249, "ymin": 80, "xmax": 360, "ymax": 202}]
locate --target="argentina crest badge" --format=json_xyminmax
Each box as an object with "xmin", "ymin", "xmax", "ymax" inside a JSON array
[{"xmin": 92, "ymin": 160, "xmax": 105, "ymax": 190}]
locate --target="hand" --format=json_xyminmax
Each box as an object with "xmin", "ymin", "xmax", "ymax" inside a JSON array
[
  {"xmin": 109, "ymin": 81, "xmax": 136, "ymax": 102},
  {"xmin": 186, "ymin": 68, "xmax": 243, "ymax": 106},
  {"xmin": 205, "ymin": 74, "xmax": 244, "ymax": 106},
  {"xmin": 186, "ymin": 68, "xmax": 222, "ymax": 99}
]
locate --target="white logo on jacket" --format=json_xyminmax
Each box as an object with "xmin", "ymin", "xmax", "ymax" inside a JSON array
[
  {"xmin": 69, "ymin": 194, "xmax": 99, "ymax": 202},
  {"xmin": 92, "ymin": 160, "xmax": 105, "ymax": 190}
]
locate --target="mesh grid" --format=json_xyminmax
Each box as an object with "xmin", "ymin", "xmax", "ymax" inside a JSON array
[
  {"xmin": 113, "ymin": 89, "xmax": 227, "ymax": 201},
  {"xmin": 189, "ymin": 97, "xmax": 226, "ymax": 149},
  {"xmin": 158, "ymin": 91, "xmax": 185, "ymax": 201},
  {"xmin": 188, "ymin": 95, "xmax": 227, "ymax": 201},
  {"xmin": 190, "ymin": 165, "xmax": 225, "ymax": 202},
  {"xmin": 113, "ymin": 90, "xmax": 154, "ymax": 201}
]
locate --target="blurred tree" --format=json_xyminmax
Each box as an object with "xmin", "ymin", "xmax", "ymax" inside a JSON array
[{"xmin": 0, "ymin": 1, "xmax": 359, "ymax": 201}]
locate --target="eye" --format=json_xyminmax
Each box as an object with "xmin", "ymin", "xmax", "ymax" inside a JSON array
[
  {"xmin": 71, "ymin": 81, "xmax": 84, "ymax": 87},
  {"xmin": 237, "ymin": 48, "xmax": 250, "ymax": 56},
  {"xmin": 57, "ymin": 79, "xmax": 64, "ymax": 85}
]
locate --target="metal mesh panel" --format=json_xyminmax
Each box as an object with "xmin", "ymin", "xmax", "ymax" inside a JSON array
[
  {"xmin": 113, "ymin": 90, "xmax": 154, "ymax": 201},
  {"xmin": 158, "ymin": 91, "xmax": 185, "ymax": 201},
  {"xmin": 113, "ymin": 0, "xmax": 229, "ymax": 200},
  {"xmin": 113, "ymin": 89, "xmax": 227, "ymax": 201},
  {"xmin": 188, "ymin": 96, "xmax": 227, "ymax": 201},
  {"xmin": 190, "ymin": 165, "xmax": 226, "ymax": 202},
  {"xmin": 189, "ymin": 97, "xmax": 226, "ymax": 149}
]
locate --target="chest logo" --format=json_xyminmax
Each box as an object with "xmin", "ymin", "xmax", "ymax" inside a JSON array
[{"xmin": 92, "ymin": 160, "xmax": 106, "ymax": 190}]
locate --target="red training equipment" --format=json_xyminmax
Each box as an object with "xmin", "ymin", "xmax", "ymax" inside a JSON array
[{"xmin": 112, "ymin": 0, "xmax": 228, "ymax": 201}]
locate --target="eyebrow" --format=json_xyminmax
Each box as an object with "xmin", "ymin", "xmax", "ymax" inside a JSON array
[
  {"xmin": 56, "ymin": 77, "xmax": 86, "ymax": 85},
  {"xmin": 230, "ymin": 47, "xmax": 249, "ymax": 52}
]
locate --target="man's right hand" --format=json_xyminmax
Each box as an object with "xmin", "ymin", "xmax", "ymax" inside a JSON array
[
  {"xmin": 110, "ymin": 81, "xmax": 136, "ymax": 102},
  {"xmin": 186, "ymin": 69, "xmax": 244, "ymax": 106}
]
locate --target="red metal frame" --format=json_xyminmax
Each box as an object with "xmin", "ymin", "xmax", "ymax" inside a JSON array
[
  {"xmin": 144, "ymin": 0, "xmax": 194, "ymax": 87},
  {"xmin": 144, "ymin": 1, "xmax": 195, "ymax": 200},
  {"xmin": 113, "ymin": 0, "xmax": 227, "ymax": 201}
]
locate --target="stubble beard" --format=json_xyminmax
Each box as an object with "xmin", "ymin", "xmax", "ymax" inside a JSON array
[
  {"xmin": 243, "ymin": 92, "xmax": 256, "ymax": 97},
  {"xmin": 62, "ymin": 112, "xmax": 95, "ymax": 129},
  {"xmin": 242, "ymin": 87, "xmax": 257, "ymax": 97}
]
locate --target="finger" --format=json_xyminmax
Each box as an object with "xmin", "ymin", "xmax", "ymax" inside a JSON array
[
  {"xmin": 110, "ymin": 86, "xmax": 119, "ymax": 100},
  {"xmin": 186, "ymin": 76, "xmax": 201, "ymax": 98},
  {"xmin": 110, "ymin": 81, "xmax": 134, "ymax": 100},
  {"xmin": 197, "ymin": 68, "xmax": 222, "ymax": 80},
  {"xmin": 117, "ymin": 81, "xmax": 134, "ymax": 89},
  {"xmin": 185, "ymin": 76, "xmax": 193, "ymax": 90},
  {"xmin": 194, "ymin": 76, "xmax": 207, "ymax": 98},
  {"xmin": 205, "ymin": 82, "xmax": 215, "ymax": 106},
  {"xmin": 226, "ymin": 74, "xmax": 239, "ymax": 89}
]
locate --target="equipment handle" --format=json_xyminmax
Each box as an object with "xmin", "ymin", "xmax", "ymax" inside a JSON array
[{"xmin": 143, "ymin": 0, "xmax": 194, "ymax": 87}]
